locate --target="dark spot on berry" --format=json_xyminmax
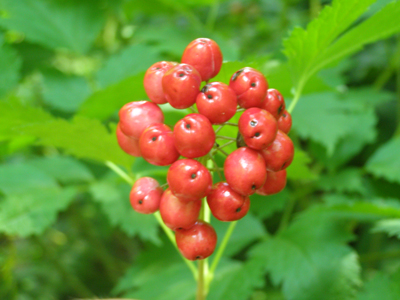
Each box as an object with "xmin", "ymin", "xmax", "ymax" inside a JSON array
[
  {"xmin": 177, "ymin": 227, "xmax": 183, "ymax": 230},
  {"xmin": 236, "ymin": 131, "xmax": 247, "ymax": 148},
  {"xmin": 155, "ymin": 67, "xmax": 161, "ymax": 70},
  {"xmin": 236, "ymin": 207, "xmax": 241, "ymax": 213},
  {"xmin": 195, "ymin": 256, "xmax": 201, "ymax": 260},
  {"xmin": 201, "ymin": 84, "xmax": 211, "ymax": 93},
  {"xmin": 178, "ymin": 73, "xmax": 185, "ymax": 77},
  {"xmin": 191, "ymin": 173, "xmax": 197, "ymax": 179},
  {"xmin": 207, "ymin": 94, "xmax": 213, "ymax": 99},
  {"xmin": 250, "ymin": 120, "xmax": 257, "ymax": 127},
  {"xmin": 252, "ymin": 184, "xmax": 256, "ymax": 190},
  {"xmin": 254, "ymin": 132, "xmax": 260, "ymax": 137},
  {"xmin": 282, "ymin": 161, "xmax": 288, "ymax": 169},
  {"xmin": 138, "ymin": 200, "xmax": 143, "ymax": 204},
  {"xmin": 185, "ymin": 123, "xmax": 191, "ymax": 129},
  {"xmin": 151, "ymin": 136, "xmax": 157, "ymax": 141},
  {"xmin": 278, "ymin": 105, "xmax": 283, "ymax": 115},
  {"xmin": 282, "ymin": 113, "xmax": 287, "ymax": 118},
  {"xmin": 231, "ymin": 69, "xmax": 244, "ymax": 81},
  {"xmin": 251, "ymin": 82, "xmax": 256, "ymax": 87}
]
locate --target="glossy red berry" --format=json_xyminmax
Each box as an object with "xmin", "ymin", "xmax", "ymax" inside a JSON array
[
  {"xmin": 167, "ymin": 159, "xmax": 212, "ymax": 202},
  {"xmin": 175, "ymin": 221, "xmax": 217, "ymax": 261},
  {"xmin": 129, "ymin": 177, "xmax": 163, "ymax": 214},
  {"xmin": 229, "ymin": 67, "xmax": 268, "ymax": 109},
  {"xmin": 196, "ymin": 82, "xmax": 237, "ymax": 124},
  {"xmin": 259, "ymin": 130, "xmax": 294, "ymax": 172},
  {"xmin": 207, "ymin": 182, "xmax": 250, "ymax": 221},
  {"xmin": 118, "ymin": 101, "xmax": 164, "ymax": 139},
  {"xmin": 159, "ymin": 188, "xmax": 201, "ymax": 230},
  {"xmin": 139, "ymin": 123, "xmax": 179, "ymax": 166},
  {"xmin": 238, "ymin": 107, "xmax": 278, "ymax": 150},
  {"xmin": 224, "ymin": 147, "xmax": 267, "ymax": 196},
  {"xmin": 174, "ymin": 113, "xmax": 215, "ymax": 158},
  {"xmin": 143, "ymin": 61, "xmax": 178, "ymax": 104},
  {"xmin": 262, "ymin": 89, "xmax": 286, "ymax": 120},
  {"xmin": 277, "ymin": 110, "xmax": 292, "ymax": 134},
  {"xmin": 162, "ymin": 63, "xmax": 202, "ymax": 109},
  {"xmin": 116, "ymin": 123, "xmax": 141, "ymax": 157},
  {"xmin": 181, "ymin": 38, "xmax": 223, "ymax": 82},
  {"xmin": 256, "ymin": 170, "xmax": 287, "ymax": 196}
]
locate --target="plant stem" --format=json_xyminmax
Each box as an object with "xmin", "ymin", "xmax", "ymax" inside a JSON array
[
  {"xmin": 287, "ymin": 82, "xmax": 304, "ymax": 114},
  {"xmin": 216, "ymin": 135, "xmax": 237, "ymax": 141},
  {"xmin": 105, "ymin": 161, "xmax": 197, "ymax": 279},
  {"xmin": 196, "ymin": 259, "xmax": 206, "ymax": 300},
  {"xmin": 222, "ymin": 122, "xmax": 238, "ymax": 127},
  {"xmin": 105, "ymin": 161, "xmax": 134, "ymax": 185},
  {"xmin": 206, "ymin": 0, "xmax": 219, "ymax": 31},
  {"xmin": 277, "ymin": 196, "xmax": 296, "ymax": 233},
  {"xmin": 209, "ymin": 221, "xmax": 237, "ymax": 276}
]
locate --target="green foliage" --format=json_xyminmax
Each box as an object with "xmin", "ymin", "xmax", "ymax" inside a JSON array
[{"xmin": 1, "ymin": 0, "xmax": 400, "ymax": 299}]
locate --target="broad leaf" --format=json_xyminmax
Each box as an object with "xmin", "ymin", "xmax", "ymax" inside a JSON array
[
  {"xmin": 0, "ymin": 187, "xmax": 77, "ymax": 237},
  {"xmin": 357, "ymin": 269, "xmax": 400, "ymax": 300},
  {"xmin": 0, "ymin": 0, "xmax": 106, "ymax": 53},
  {"xmin": 250, "ymin": 189, "xmax": 289, "ymax": 219},
  {"xmin": 89, "ymin": 178, "xmax": 160, "ymax": 244},
  {"xmin": 250, "ymin": 208, "xmax": 361, "ymax": 300},
  {"xmin": 316, "ymin": 168, "xmax": 365, "ymax": 194},
  {"xmin": 372, "ymin": 219, "xmax": 400, "ymax": 239},
  {"xmin": 286, "ymin": 148, "xmax": 318, "ymax": 181},
  {"xmin": 366, "ymin": 136, "xmax": 400, "ymax": 184},
  {"xmin": 0, "ymin": 42, "xmax": 21, "ymax": 97}
]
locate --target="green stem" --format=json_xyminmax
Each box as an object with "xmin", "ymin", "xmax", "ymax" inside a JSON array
[
  {"xmin": 209, "ymin": 221, "xmax": 237, "ymax": 276},
  {"xmin": 216, "ymin": 135, "xmax": 236, "ymax": 141},
  {"xmin": 105, "ymin": 161, "xmax": 134, "ymax": 185},
  {"xmin": 105, "ymin": 161, "xmax": 197, "ymax": 279},
  {"xmin": 360, "ymin": 249, "xmax": 400, "ymax": 263},
  {"xmin": 277, "ymin": 196, "xmax": 296, "ymax": 233},
  {"xmin": 206, "ymin": 0, "xmax": 219, "ymax": 31},
  {"xmin": 287, "ymin": 82, "xmax": 304, "ymax": 114},
  {"xmin": 154, "ymin": 212, "xmax": 198, "ymax": 279},
  {"xmin": 222, "ymin": 122, "xmax": 238, "ymax": 127},
  {"xmin": 196, "ymin": 259, "xmax": 206, "ymax": 300}
]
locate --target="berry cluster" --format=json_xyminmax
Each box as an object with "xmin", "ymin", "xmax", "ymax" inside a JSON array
[{"xmin": 116, "ymin": 38, "xmax": 294, "ymax": 261}]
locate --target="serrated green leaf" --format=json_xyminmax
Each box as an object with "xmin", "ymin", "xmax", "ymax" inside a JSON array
[
  {"xmin": 286, "ymin": 148, "xmax": 318, "ymax": 181},
  {"xmin": 28, "ymin": 156, "xmax": 94, "ymax": 184},
  {"xmin": 0, "ymin": 0, "xmax": 106, "ymax": 53},
  {"xmin": 284, "ymin": 0, "xmax": 375, "ymax": 87},
  {"xmin": 316, "ymin": 168, "xmax": 365, "ymax": 194},
  {"xmin": 96, "ymin": 44, "xmax": 162, "ymax": 88},
  {"xmin": 250, "ymin": 189, "xmax": 289, "ymax": 219},
  {"xmin": 208, "ymin": 258, "xmax": 265, "ymax": 300},
  {"xmin": 250, "ymin": 208, "xmax": 361, "ymax": 300},
  {"xmin": 42, "ymin": 71, "xmax": 91, "ymax": 113},
  {"xmin": 89, "ymin": 178, "xmax": 160, "ymax": 244},
  {"xmin": 357, "ymin": 269, "xmax": 400, "ymax": 300},
  {"xmin": 0, "ymin": 163, "xmax": 58, "ymax": 195},
  {"xmin": 372, "ymin": 219, "xmax": 400, "ymax": 239},
  {"xmin": 0, "ymin": 187, "xmax": 77, "ymax": 237},
  {"xmin": 315, "ymin": 1, "xmax": 400, "ymax": 77},
  {"xmin": 293, "ymin": 92, "xmax": 377, "ymax": 155},
  {"xmin": 78, "ymin": 72, "xmax": 147, "ymax": 121},
  {"xmin": 366, "ymin": 136, "xmax": 400, "ymax": 184},
  {"xmin": 211, "ymin": 213, "xmax": 266, "ymax": 257},
  {"xmin": 0, "ymin": 43, "xmax": 21, "ymax": 97}
]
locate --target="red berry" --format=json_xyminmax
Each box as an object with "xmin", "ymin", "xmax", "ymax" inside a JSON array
[
  {"xmin": 167, "ymin": 159, "xmax": 212, "ymax": 202},
  {"xmin": 259, "ymin": 130, "xmax": 294, "ymax": 172},
  {"xmin": 144, "ymin": 61, "xmax": 178, "ymax": 104},
  {"xmin": 181, "ymin": 38, "xmax": 223, "ymax": 82},
  {"xmin": 207, "ymin": 182, "xmax": 250, "ymax": 221},
  {"xmin": 256, "ymin": 170, "xmax": 287, "ymax": 196},
  {"xmin": 229, "ymin": 67, "xmax": 268, "ymax": 109},
  {"xmin": 129, "ymin": 177, "xmax": 163, "ymax": 214},
  {"xmin": 196, "ymin": 82, "xmax": 237, "ymax": 124},
  {"xmin": 116, "ymin": 123, "xmax": 141, "ymax": 157},
  {"xmin": 118, "ymin": 101, "xmax": 164, "ymax": 139},
  {"xmin": 277, "ymin": 110, "xmax": 292, "ymax": 134},
  {"xmin": 159, "ymin": 188, "xmax": 201, "ymax": 230},
  {"xmin": 224, "ymin": 147, "xmax": 267, "ymax": 196},
  {"xmin": 174, "ymin": 113, "xmax": 215, "ymax": 158},
  {"xmin": 262, "ymin": 89, "xmax": 286, "ymax": 120},
  {"xmin": 238, "ymin": 107, "xmax": 278, "ymax": 150},
  {"xmin": 175, "ymin": 221, "xmax": 217, "ymax": 260},
  {"xmin": 162, "ymin": 63, "xmax": 202, "ymax": 109},
  {"xmin": 139, "ymin": 123, "xmax": 179, "ymax": 166}
]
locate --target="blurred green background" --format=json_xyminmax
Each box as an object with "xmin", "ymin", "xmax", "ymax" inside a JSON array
[{"xmin": 1, "ymin": 0, "xmax": 400, "ymax": 299}]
